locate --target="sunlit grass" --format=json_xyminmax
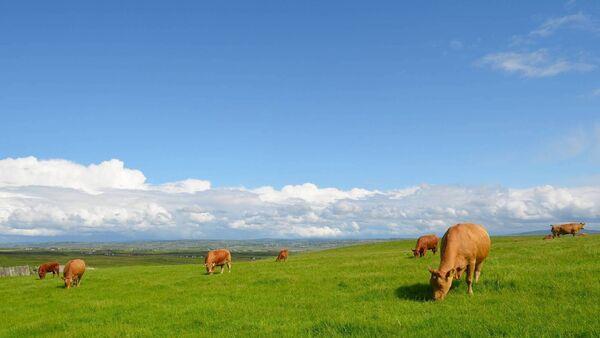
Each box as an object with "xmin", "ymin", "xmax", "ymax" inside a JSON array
[{"xmin": 1, "ymin": 235, "xmax": 599, "ymax": 337}]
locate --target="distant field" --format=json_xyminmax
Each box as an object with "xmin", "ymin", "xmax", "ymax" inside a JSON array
[
  {"xmin": 0, "ymin": 250, "xmax": 277, "ymax": 268},
  {"xmin": 1, "ymin": 235, "xmax": 599, "ymax": 337}
]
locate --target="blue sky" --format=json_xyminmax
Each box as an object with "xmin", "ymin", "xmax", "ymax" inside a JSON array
[{"xmin": 1, "ymin": 1, "xmax": 599, "ymax": 241}]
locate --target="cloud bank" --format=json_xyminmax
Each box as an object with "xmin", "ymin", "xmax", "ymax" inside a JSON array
[{"xmin": 0, "ymin": 157, "xmax": 599, "ymax": 242}]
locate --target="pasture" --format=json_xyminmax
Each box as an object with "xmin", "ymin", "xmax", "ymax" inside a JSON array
[{"xmin": 1, "ymin": 235, "xmax": 599, "ymax": 337}]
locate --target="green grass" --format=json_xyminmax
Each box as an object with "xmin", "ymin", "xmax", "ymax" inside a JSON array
[{"xmin": 1, "ymin": 235, "xmax": 599, "ymax": 337}]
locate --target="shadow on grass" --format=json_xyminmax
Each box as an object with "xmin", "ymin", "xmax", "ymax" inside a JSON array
[{"xmin": 395, "ymin": 283, "xmax": 432, "ymax": 302}]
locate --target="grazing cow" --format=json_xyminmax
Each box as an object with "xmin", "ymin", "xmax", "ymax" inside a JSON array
[
  {"xmin": 204, "ymin": 249, "xmax": 232, "ymax": 274},
  {"xmin": 62, "ymin": 259, "xmax": 86, "ymax": 289},
  {"xmin": 428, "ymin": 223, "xmax": 491, "ymax": 301},
  {"xmin": 412, "ymin": 235, "xmax": 439, "ymax": 258},
  {"xmin": 276, "ymin": 249, "xmax": 289, "ymax": 262},
  {"xmin": 37, "ymin": 261, "xmax": 60, "ymax": 279},
  {"xmin": 550, "ymin": 222, "xmax": 585, "ymax": 238},
  {"xmin": 543, "ymin": 234, "xmax": 553, "ymax": 240}
]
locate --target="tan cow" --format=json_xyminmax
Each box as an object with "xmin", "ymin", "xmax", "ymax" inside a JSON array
[
  {"xmin": 204, "ymin": 249, "xmax": 232, "ymax": 274},
  {"xmin": 62, "ymin": 259, "xmax": 86, "ymax": 289},
  {"xmin": 412, "ymin": 234, "xmax": 439, "ymax": 258},
  {"xmin": 428, "ymin": 223, "xmax": 490, "ymax": 301},
  {"xmin": 550, "ymin": 222, "xmax": 585, "ymax": 238},
  {"xmin": 276, "ymin": 249, "xmax": 288, "ymax": 262}
]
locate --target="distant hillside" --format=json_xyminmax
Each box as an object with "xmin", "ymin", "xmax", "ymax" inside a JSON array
[{"xmin": 0, "ymin": 238, "xmax": 389, "ymax": 253}]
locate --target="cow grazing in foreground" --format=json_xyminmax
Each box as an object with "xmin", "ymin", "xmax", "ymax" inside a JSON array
[
  {"xmin": 412, "ymin": 235, "xmax": 439, "ymax": 258},
  {"xmin": 543, "ymin": 234, "xmax": 553, "ymax": 240},
  {"xmin": 62, "ymin": 259, "xmax": 86, "ymax": 289},
  {"xmin": 204, "ymin": 249, "xmax": 232, "ymax": 274},
  {"xmin": 276, "ymin": 249, "xmax": 289, "ymax": 262},
  {"xmin": 428, "ymin": 223, "xmax": 491, "ymax": 301},
  {"xmin": 37, "ymin": 261, "xmax": 60, "ymax": 279},
  {"xmin": 551, "ymin": 222, "xmax": 585, "ymax": 238}
]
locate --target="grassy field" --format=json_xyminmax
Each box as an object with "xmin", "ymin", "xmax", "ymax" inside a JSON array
[
  {"xmin": 1, "ymin": 235, "xmax": 599, "ymax": 337},
  {"xmin": 0, "ymin": 251, "xmax": 278, "ymax": 268}
]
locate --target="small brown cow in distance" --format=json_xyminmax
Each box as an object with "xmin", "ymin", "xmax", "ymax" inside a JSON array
[
  {"xmin": 550, "ymin": 222, "xmax": 585, "ymax": 238},
  {"xmin": 276, "ymin": 249, "xmax": 288, "ymax": 262},
  {"xmin": 204, "ymin": 249, "xmax": 232, "ymax": 274},
  {"xmin": 412, "ymin": 234, "xmax": 439, "ymax": 258},
  {"xmin": 428, "ymin": 223, "xmax": 490, "ymax": 301},
  {"xmin": 543, "ymin": 234, "xmax": 553, "ymax": 240},
  {"xmin": 62, "ymin": 259, "xmax": 86, "ymax": 289},
  {"xmin": 37, "ymin": 261, "xmax": 60, "ymax": 279}
]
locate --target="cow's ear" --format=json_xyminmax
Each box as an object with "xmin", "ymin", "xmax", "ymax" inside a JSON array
[{"xmin": 428, "ymin": 267, "xmax": 436, "ymax": 274}]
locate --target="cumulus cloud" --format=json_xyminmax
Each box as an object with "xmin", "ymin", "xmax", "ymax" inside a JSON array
[
  {"xmin": 0, "ymin": 157, "xmax": 147, "ymax": 193},
  {"xmin": 252, "ymin": 183, "xmax": 376, "ymax": 206},
  {"xmin": 0, "ymin": 157, "xmax": 599, "ymax": 241},
  {"xmin": 478, "ymin": 49, "xmax": 595, "ymax": 78},
  {"xmin": 154, "ymin": 179, "xmax": 211, "ymax": 194}
]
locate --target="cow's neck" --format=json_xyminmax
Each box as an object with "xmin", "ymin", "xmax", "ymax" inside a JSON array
[{"xmin": 438, "ymin": 239, "xmax": 459, "ymax": 273}]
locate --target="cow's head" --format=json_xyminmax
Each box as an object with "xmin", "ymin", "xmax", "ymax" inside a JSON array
[
  {"xmin": 412, "ymin": 249, "xmax": 419, "ymax": 257},
  {"xmin": 428, "ymin": 267, "xmax": 455, "ymax": 301},
  {"xmin": 204, "ymin": 262, "xmax": 215, "ymax": 274},
  {"xmin": 580, "ymin": 222, "xmax": 585, "ymax": 228},
  {"xmin": 61, "ymin": 276, "xmax": 72, "ymax": 289},
  {"xmin": 38, "ymin": 269, "xmax": 46, "ymax": 279}
]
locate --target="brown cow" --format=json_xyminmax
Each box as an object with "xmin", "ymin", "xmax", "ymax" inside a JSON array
[
  {"xmin": 428, "ymin": 223, "xmax": 491, "ymax": 301},
  {"xmin": 37, "ymin": 261, "xmax": 60, "ymax": 279},
  {"xmin": 412, "ymin": 235, "xmax": 439, "ymax": 258},
  {"xmin": 204, "ymin": 249, "xmax": 232, "ymax": 274},
  {"xmin": 62, "ymin": 259, "xmax": 85, "ymax": 289},
  {"xmin": 550, "ymin": 222, "xmax": 585, "ymax": 238},
  {"xmin": 543, "ymin": 234, "xmax": 553, "ymax": 240},
  {"xmin": 276, "ymin": 249, "xmax": 289, "ymax": 262}
]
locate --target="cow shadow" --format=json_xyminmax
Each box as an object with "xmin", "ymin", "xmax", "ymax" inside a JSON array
[{"xmin": 395, "ymin": 283, "xmax": 431, "ymax": 302}]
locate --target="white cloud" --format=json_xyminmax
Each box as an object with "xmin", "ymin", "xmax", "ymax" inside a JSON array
[
  {"xmin": 478, "ymin": 49, "xmax": 595, "ymax": 78},
  {"xmin": 530, "ymin": 13, "xmax": 595, "ymax": 38},
  {"xmin": 1, "ymin": 157, "xmax": 599, "ymax": 241},
  {"xmin": 0, "ymin": 157, "xmax": 147, "ymax": 193},
  {"xmin": 155, "ymin": 179, "xmax": 211, "ymax": 194},
  {"xmin": 252, "ymin": 183, "xmax": 376, "ymax": 206}
]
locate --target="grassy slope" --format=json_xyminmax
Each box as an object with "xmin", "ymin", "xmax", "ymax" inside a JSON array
[{"xmin": 1, "ymin": 235, "xmax": 599, "ymax": 337}]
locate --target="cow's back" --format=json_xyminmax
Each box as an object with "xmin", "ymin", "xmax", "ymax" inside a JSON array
[
  {"xmin": 418, "ymin": 235, "xmax": 438, "ymax": 248},
  {"xmin": 441, "ymin": 223, "xmax": 490, "ymax": 261},
  {"xmin": 205, "ymin": 249, "xmax": 231, "ymax": 265},
  {"xmin": 64, "ymin": 259, "xmax": 86, "ymax": 278}
]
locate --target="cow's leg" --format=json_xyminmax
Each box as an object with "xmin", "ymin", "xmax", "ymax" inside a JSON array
[
  {"xmin": 474, "ymin": 261, "xmax": 484, "ymax": 283},
  {"xmin": 227, "ymin": 262, "xmax": 231, "ymax": 272},
  {"xmin": 220, "ymin": 265, "xmax": 224, "ymax": 274},
  {"xmin": 466, "ymin": 261, "xmax": 476, "ymax": 295}
]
